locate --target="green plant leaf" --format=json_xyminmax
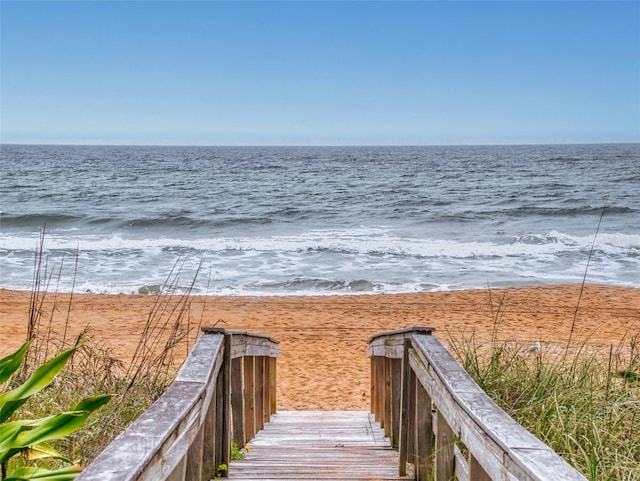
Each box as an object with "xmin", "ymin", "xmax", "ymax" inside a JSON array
[
  {"xmin": 0, "ymin": 346, "xmax": 78, "ymax": 422},
  {"xmin": 0, "ymin": 399, "xmax": 31, "ymax": 425},
  {"xmin": 71, "ymin": 394, "xmax": 111, "ymax": 412},
  {"xmin": 14, "ymin": 395, "xmax": 110, "ymax": 448},
  {"xmin": 4, "ymin": 464, "xmax": 82, "ymax": 481},
  {"xmin": 0, "ymin": 422, "xmax": 29, "ymax": 445},
  {"xmin": 0, "ymin": 341, "xmax": 32, "ymax": 384},
  {"xmin": 0, "ymin": 418, "xmax": 55, "ymax": 463},
  {"xmin": 15, "ymin": 412, "xmax": 87, "ymax": 448},
  {"xmin": 0, "ymin": 422, "xmax": 27, "ymax": 464},
  {"xmin": 0, "ymin": 398, "xmax": 109, "ymax": 463},
  {"xmin": 26, "ymin": 442, "xmax": 73, "ymax": 464}
]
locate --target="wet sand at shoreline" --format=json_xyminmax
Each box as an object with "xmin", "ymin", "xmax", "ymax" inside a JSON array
[{"xmin": 1, "ymin": 284, "xmax": 638, "ymax": 410}]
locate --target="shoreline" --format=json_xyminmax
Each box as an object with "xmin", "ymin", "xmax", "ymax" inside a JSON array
[{"xmin": 2, "ymin": 283, "xmax": 639, "ymax": 410}]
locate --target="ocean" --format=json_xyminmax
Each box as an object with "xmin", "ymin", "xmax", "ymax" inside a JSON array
[{"xmin": 1, "ymin": 144, "xmax": 638, "ymax": 296}]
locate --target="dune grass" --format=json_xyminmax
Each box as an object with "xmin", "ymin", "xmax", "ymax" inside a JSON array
[
  {"xmin": 448, "ymin": 331, "xmax": 640, "ymax": 481},
  {"xmin": 5, "ymin": 236, "xmax": 206, "ymax": 470}
]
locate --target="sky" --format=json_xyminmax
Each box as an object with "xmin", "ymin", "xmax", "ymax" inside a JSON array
[{"xmin": 1, "ymin": 1, "xmax": 639, "ymax": 146}]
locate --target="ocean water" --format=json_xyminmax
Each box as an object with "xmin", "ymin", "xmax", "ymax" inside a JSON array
[{"xmin": 1, "ymin": 144, "xmax": 638, "ymax": 295}]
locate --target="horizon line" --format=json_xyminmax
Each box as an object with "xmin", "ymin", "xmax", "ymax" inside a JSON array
[{"xmin": 2, "ymin": 141, "xmax": 639, "ymax": 148}]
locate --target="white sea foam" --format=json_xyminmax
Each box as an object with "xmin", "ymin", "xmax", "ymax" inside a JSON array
[
  {"xmin": 2, "ymin": 228, "xmax": 637, "ymax": 258},
  {"xmin": 1, "ymin": 227, "xmax": 638, "ymax": 295}
]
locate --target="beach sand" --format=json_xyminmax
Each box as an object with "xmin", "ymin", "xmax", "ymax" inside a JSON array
[{"xmin": 1, "ymin": 284, "xmax": 638, "ymax": 410}]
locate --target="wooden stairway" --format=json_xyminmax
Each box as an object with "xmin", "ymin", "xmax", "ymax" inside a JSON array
[
  {"xmin": 77, "ymin": 328, "xmax": 588, "ymax": 481},
  {"xmin": 228, "ymin": 411, "xmax": 412, "ymax": 481}
]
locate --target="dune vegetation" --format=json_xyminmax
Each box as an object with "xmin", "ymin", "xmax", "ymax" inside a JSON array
[{"xmin": 449, "ymin": 329, "xmax": 640, "ymax": 481}]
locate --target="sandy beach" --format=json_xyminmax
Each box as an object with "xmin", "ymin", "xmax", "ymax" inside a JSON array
[{"xmin": 1, "ymin": 284, "xmax": 638, "ymax": 410}]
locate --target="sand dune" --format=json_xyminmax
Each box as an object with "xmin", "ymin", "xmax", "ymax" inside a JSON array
[{"xmin": 1, "ymin": 284, "xmax": 638, "ymax": 410}]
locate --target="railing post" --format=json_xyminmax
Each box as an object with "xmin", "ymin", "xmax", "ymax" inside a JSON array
[
  {"xmin": 399, "ymin": 339, "xmax": 411, "ymax": 476},
  {"xmin": 469, "ymin": 455, "xmax": 491, "ymax": 481},
  {"xmin": 231, "ymin": 355, "xmax": 245, "ymax": 449},
  {"xmin": 435, "ymin": 410, "xmax": 454, "ymax": 481},
  {"xmin": 269, "ymin": 356, "xmax": 277, "ymax": 415},
  {"xmin": 214, "ymin": 334, "xmax": 232, "ymax": 477},
  {"xmin": 415, "ymin": 383, "xmax": 434, "ymax": 481},
  {"xmin": 243, "ymin": 356, "xmax": 255, "ymax": 441},
  {"xmin": 222, "ymin": 334, "xmax": 232, "ymax": 476},
  {"xmin": 255, "ymin": 356, "xmax": 265, "ymax": 432},
  {"xmin": 370, "ymin": 356, "xmax": 376, "ymax": 417},
  {"xmin": 186, "ymin": 428, "xmax": 204, "ymax": 481},
  {"xmin": 166, "ymin": 458, "xmax": 186, "ymax": 481},
  {"xmin": 262, "ymin": 356, "xmax": 270, "ymax": 425},
  {"xmin": 407, "ymin": 367, "xmax": 416, "ymax": 467},
  {"xmin": 375, "ymin": 356, "xmax": 385, "ymax": 424},
  {"xmin": 391, "ymin": 358, "xmax": 402, "ymax": 448},
  {"xmin": 384, "ymin": 357, "xmax": 391, "ymax": 438},
  {"xmin": 202, "ymin": 382, "xmax": 217, "ymax": 479}
]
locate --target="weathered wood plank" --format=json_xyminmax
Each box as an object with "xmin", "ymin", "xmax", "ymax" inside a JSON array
[
  {"xmin": 175, "ymin": 335, "xmax": 225, "ymax": 384},
  {"xmin": 390, "ymin": 358, "xmax": 401, "ymax": 448},
  {"xmin": 269, "ymin": 357, "xmax": 277, "ymax": 415},
  {"xmin": 263, "ymin": 357, "xmax": 271, "ymax": 425},
  {"xmin": 229, "ymin": 411, "xmax": 412, "ymax": 480},
  {"xmin": 367, "ymin": 327, "xmax": 435, "ymax": 358},
  {"xmin": 215, "ymin": 365, "xmax": 226, "ymax": 476},
  {"xmin": 228, "ymin": 473, "xmax": 412, "ymax": 481},
  {"xmin": 243, "ymin": 356, "xmax": 255, "ymax": 442},
  {"xmin": 398, "ymin": 339, "xmax": 411, "ymax": 476},
  {"xmin": 370, "ymin": 357, "xmax": 376, "ymax": 417},
  {"xmin": 255, "ymin": 356, "xmax": 265, "ymax": 432},
  {"xmin": 435, "ymin": 410, "xmax": 454, "ymax": 481},
  {"xmin": 469, "ymin": 453, "xmax": 491, "ymax": 481},
  {"xmin": 186, "ymin": 427, "xmax": 204, "ymax": 481},
  {"xmin": 407, "ymin": 367, "xmax": 416, "ymax": 467},
  {"xmin": 375, "ymin": 356, "xmax": 385, "ymax": 426},
  {"xmin": 202, "ymin": 386, "xmax": 217, "ymax": 481},
  {"xmin": 384, "ymin": 357, "xmax": 391, "ymax": 438},
  {"xmin": 454, "ymin": 444, "xmax": 470, "ymax": 481},
  {"xmin": 415, "ymin": 382, "xmax": 433, "ymax": 481},
  {"xmin": 166, "ymin": 457, "xmax": 186, "ymax": 481},
  {"xmin": 218, "ymin": 333, "xmax": 232, "ymax": 477},
  {"xmin": 231, "ymin": 357, "xmax": 245, "ymax": 448}
]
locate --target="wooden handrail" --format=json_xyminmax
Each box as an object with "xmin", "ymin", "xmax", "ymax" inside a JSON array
[
  {"xmin": 77, "ymin": 328, "xmax": 280, "ymax": 481},
  {"xmin": 368, "ymin": 327, "xmax": 587, "ymax": 481}
]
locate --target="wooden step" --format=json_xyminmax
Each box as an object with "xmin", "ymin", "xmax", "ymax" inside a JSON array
[{"xmin": 227, "ymin": 411, "xmax": 412, "ymax": 480}]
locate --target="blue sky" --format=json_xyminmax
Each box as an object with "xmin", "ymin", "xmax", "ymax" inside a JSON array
[{"xmin": 1, "ymin": 1, "xmax": 639, "ymax": 145}]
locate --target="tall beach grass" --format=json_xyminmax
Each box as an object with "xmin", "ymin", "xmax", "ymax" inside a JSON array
[
  {"xmin": 6, "ymin": 232, "xmax": 207, "ymax": 468},
  {"xmin": 448, "ymin": 329, "xmax": 640, "ymax": 481}
]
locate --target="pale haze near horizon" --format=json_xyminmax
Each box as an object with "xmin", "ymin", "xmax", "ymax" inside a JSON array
[{"xmin": 1, "ymin": 1, "xmax": 639, "ymax": 146}]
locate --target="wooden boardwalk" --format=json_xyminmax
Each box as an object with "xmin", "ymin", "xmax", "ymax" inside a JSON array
[
  {"xmin": 77, "ymin": 328, "xmax": 588, "ymax": 481},
  {"xmin": 228, "ymin": 411, "xmax": 412, "ymax": 481}
]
